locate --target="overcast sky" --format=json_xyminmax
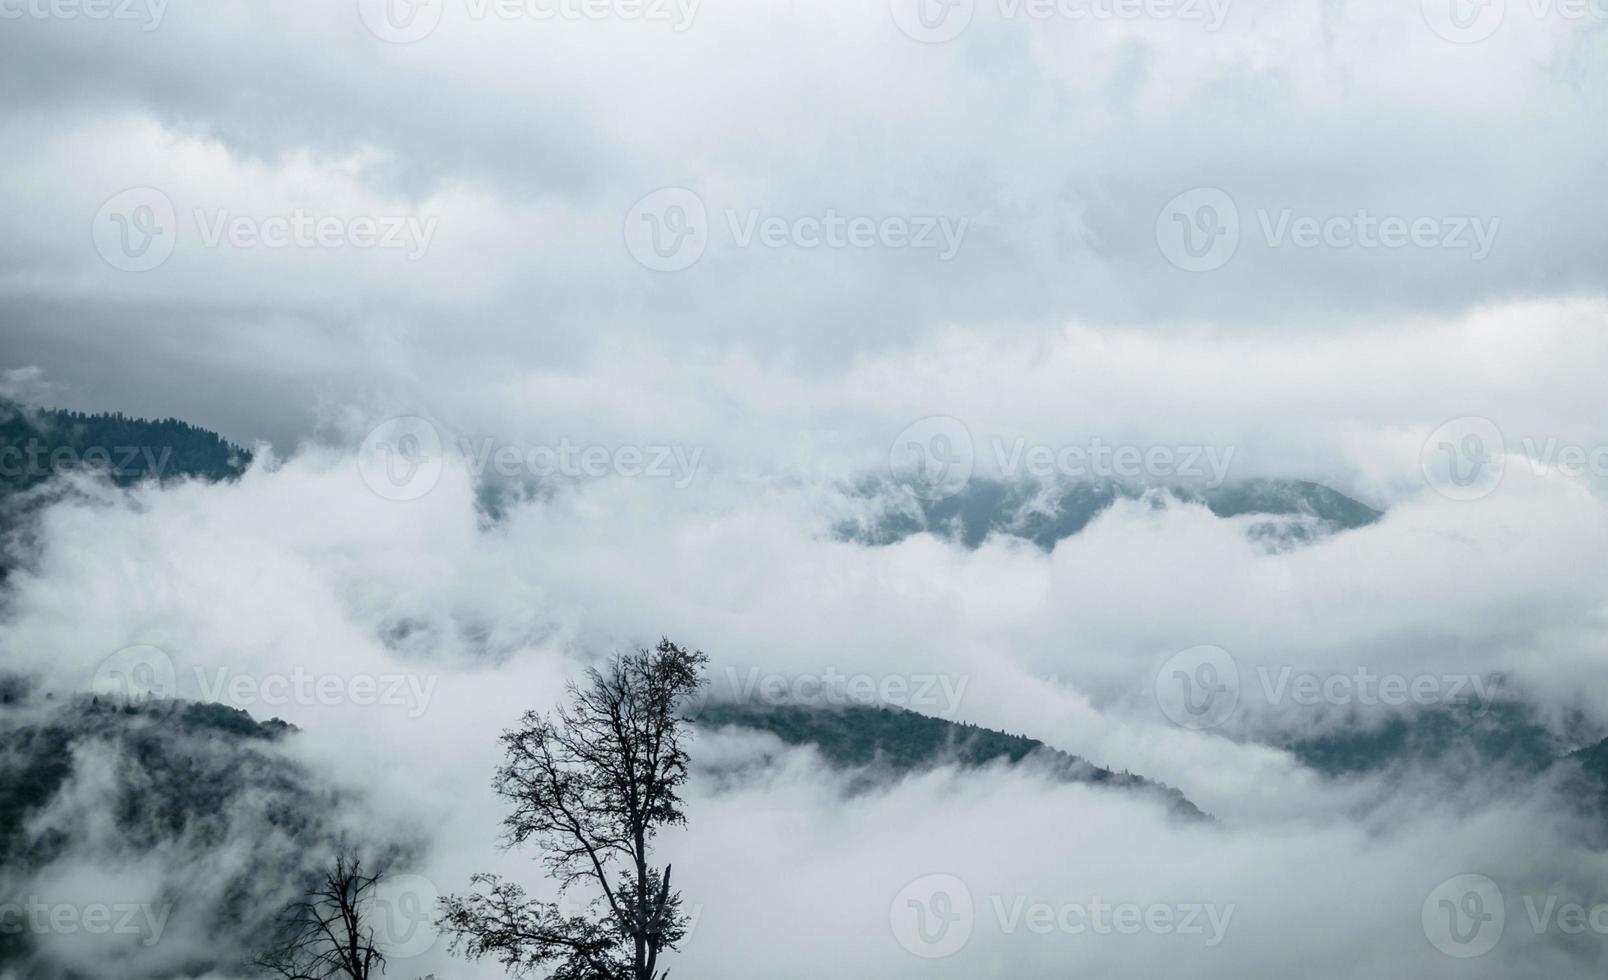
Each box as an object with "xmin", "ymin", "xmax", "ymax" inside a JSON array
[
  {"xmin": 5, "ymin": 2, "xmax": 1608, "ymax": 978},
  {"xmin": 2, "ymin": 0, "xmax": 1606, "ymax": 480}
]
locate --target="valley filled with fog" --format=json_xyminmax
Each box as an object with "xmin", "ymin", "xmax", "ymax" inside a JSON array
[{"xmin": 4, "ymin": 1, "xmax": 1608, "ymax": 976}]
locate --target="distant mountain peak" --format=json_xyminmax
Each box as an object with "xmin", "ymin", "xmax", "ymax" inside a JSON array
[
  {"xmin": 0, "ymin": 397, "xmax": 252, "ymax": 495},
  {"xmin": 696, "ymin": 700, "xmax": 1206, "ymax": 820},
  {"xmin": 837, "ymin": 475, "xmax": 1382, "ymax": 551}
]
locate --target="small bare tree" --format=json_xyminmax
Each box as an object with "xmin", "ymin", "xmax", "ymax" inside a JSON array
[
  {"xmin": 256, "ymin": 854, "xmax": 386, "ymax": 980},
  {"xmin": 440, "ymin": 638, "xmax": 708, "ymax": 980}
]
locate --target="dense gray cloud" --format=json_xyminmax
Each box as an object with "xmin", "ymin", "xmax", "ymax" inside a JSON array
[
  {"xmin": 2, "ymin": 431, "xmax": 1608, "ymax": 974},
  {"xmin": 4, "ymin": 0, "xmax": 1608, "ymax": 976},
  {"xmin": 2, "ymin": 0, "xmax": 1608, "ymax": 448}
]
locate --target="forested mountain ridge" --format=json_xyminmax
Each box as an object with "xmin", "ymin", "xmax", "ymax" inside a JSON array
[
  {"xmin": 0, "ymin": 683, "xmax": 383, "ymax": 980},
  {"xmin": 839, "ymin": 476, "xmax": 1383, "ymax": 550},
  {"xmin": 1281, "ymin": 698, "xmax": 1571, "ymax": 777},
  {"xmin": 0, "ymin": 398, "xmax": 252, "ymax": 495},
  {"xmin": 697, "ymin": 701, "xmax": 1207, "ymax": 819}
]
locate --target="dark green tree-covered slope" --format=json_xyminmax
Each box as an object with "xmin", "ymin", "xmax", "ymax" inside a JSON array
[
  {"xmin": 697, "ymin": 701, "xmax": 1206, "ymax": 819},
  {"xmin": 0, "ymin": 685, "xmax": 379, "ymax": 980},
  {"xmin": 1281, "ymin": 699, "xmax": 1570, "ymax": 778},
  {"xmin": 839, "ymin": 476, "xmax": 1382, "ymax": 551},
  {"xmin": 0, "ymin": 398, "xmax": 252, "ymax": 496}
]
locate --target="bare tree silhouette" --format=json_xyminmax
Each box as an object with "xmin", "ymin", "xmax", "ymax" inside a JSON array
[
  {"xmin": 440, "ymin": 638, "xmax": 708, "ymax": 980},
  {"xmin": 257, "ymin": 855, "xmax": 386, "ymax": 980}
]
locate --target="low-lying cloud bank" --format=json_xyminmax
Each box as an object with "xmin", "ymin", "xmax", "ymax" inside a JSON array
[{"xmin": 0, "ymin": 393, "xmax": 1606, "ymax": 975}]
